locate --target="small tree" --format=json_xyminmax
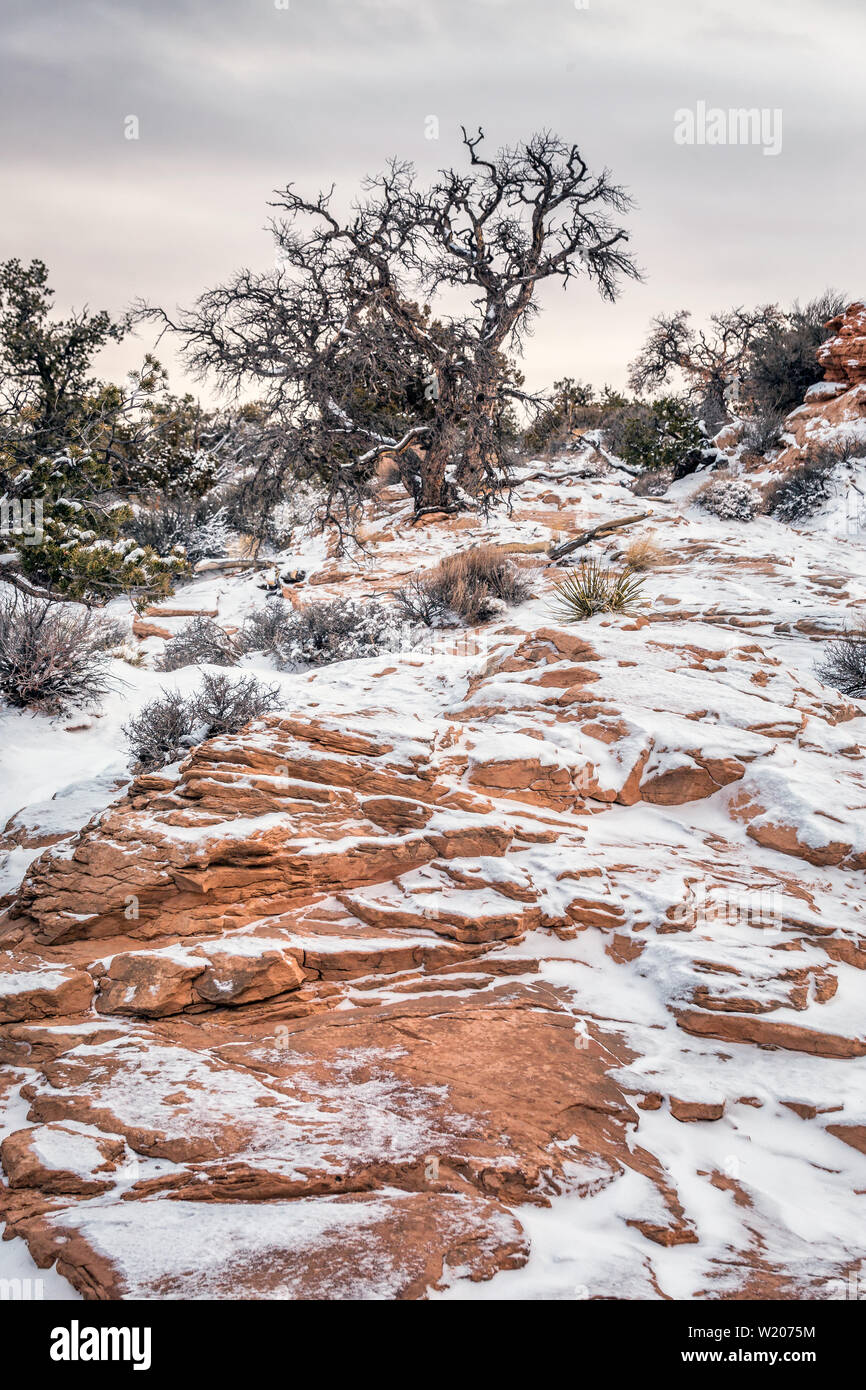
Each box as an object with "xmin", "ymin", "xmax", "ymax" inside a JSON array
[
  {"xmin": 746, "ymin": 290, "xmax": 848, "ymax": 415},
  {"xmin": 602, "ymin": 395, "xmax": 703, "ymax": 474},
  {"xmin": 524, "ymin": 377, "xmax": 596, "ymax": 453},
  {"xmin": 628, "ymin": 304, "xmax": 781, "ymax": 429},
  {"xmin": 147, "ymin": 127, "xmax": 639, "ymax": 527},
  {"xmin": 0, "ymin": 262, "xmax": 187, "ymax": 602}
]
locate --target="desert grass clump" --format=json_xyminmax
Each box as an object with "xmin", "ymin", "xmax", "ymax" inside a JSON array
[
  {"xmin": 397, "ymin": 544, "xmax": 532, "ymax": 627},
  {"xmin": 622, "ymin": 535, "xmax": 666, "ymax": 571},
  {"xmin": 551, "ymin": 559, "xmax": 647, "ymax": 622},
  {"xmin": 815, "ymin": 628, "xmax": 866, "ymax": 700}
]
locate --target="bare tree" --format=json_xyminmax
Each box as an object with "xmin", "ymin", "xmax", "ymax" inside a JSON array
[
  {"xmin": 144, "ymin": 127, "xmax": 639, "ymax": 527},
  {"xmin": 628, "ymin": 304, "xmax": 781, "ymax": 427}
]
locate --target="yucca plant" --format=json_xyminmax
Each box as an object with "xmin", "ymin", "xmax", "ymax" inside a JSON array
[{"xmin": 551, "ymin": 559, "xmax": 647, "ymax": 621}]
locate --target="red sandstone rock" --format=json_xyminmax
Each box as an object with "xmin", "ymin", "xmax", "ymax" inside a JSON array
[
  {"xmin": 15, "ymin": 1191, "xmax": 529, "ymax": 1300},
  {"xmin": 1, "ymin": 1123, "xmax": 126, "ymax": 1196},
  {"xmin": 676, "ymin": 1009, "xmax": 866, "ymax": 1059},
  {"xmin": 0, "ymin": 955, "xmax": 93, "ymax": 1023},
  {"xmin": 670, "ymin": 1097, "xmax": 725, "ymax": 1122},
  {"xmin": 817, "ymin": 303, "xmax": 866, "ymax": 386}
]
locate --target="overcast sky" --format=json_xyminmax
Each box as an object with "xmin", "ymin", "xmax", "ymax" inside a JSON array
[{"xmin": 2, "ymin": 0, "xmax": 862, "ymax": 398}]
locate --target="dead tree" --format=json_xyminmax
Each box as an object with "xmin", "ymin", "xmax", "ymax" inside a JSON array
[{"xmin": 144, "ymin": 127, "xmax": 639, "ymax": 529}]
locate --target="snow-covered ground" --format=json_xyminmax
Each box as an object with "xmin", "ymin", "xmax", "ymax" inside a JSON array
[{"xmin": 1, "ymin": 443, "xmax": 865, "ymax": 1300}]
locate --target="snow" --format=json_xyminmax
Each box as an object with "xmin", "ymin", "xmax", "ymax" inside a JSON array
[{"xmin": 2, "ymin": 434, "xmax": 866, "ymax": 1302}]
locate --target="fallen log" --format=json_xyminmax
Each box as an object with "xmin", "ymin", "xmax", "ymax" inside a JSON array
[
  {"xmin": 192, "ymin": 556, "xmax": 277, "ymax": 573},
  {"xmin": 547, "ymin": 512, "xmax": 651, "ymax": 562}
]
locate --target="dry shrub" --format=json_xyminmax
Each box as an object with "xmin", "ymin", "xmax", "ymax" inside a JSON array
[
  {"xmin": 760, "ymin": 438, "xmax": 860, "ymax": 523},
  {"xmin": 123, "ymin": 672, "xmax": 282, "ymax": 768},
  {"xmin": 398, "ymin": 544, "xmax": 532, "ymax": 626},
  {"xmin": 815, "ymin": 628, "xmax": 866, "ymax": 700},
  {"xmin": 239, "ymin": 598, "xmax": 405, "ymax": 667},
  {"xmin": 630, "ymin": 467, "xmax": 674, "ymax": 498},
  {"xmin": 193, "ymin": 670, "xmax": 282, "ymax": 736},
  {"xmin": 695, "ymin": 476, "xmax": 758, "ymax": 522},
  {"xmin": 158, "ymin": 616, "xmax": 239, "ymax": 671},
  {"xmin": 0, "ymin": 592, "xmax": 124, "ymax": 712},
  {"xmin": 739, "ymin": 407, "xmax": 787, "ymax": 457},
  {"xmin": 622, "ymin": 535, "xmax": 666, "ymax": 571}
]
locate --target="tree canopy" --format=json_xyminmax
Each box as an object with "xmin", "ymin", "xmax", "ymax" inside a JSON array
[{"xmin": 146, "ymin": 127, "xmax": 639, "ymax": 527}]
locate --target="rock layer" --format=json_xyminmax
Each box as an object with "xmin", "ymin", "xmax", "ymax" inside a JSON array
[{"xmin": 1, "ymin": 420, "xmax": 865, "ymax": 1300}]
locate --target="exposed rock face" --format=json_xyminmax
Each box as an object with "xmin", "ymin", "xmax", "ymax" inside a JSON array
[
  {"xmin": 1, "ymin": 436, "xmax": 865, "ymax": 1301},
  {"xmin": 818, "ymin": 302, "xmax": 866, "ymax": 387},
  {"xmin": 16, "ymin": 1192, "xmax": 529, "ymax": 1301},
  {"xmin": 771, "ymin": 302, "xmax": 866, "ymax": 474},
  {"xmin": 0, "ymin": 956, "xmax": 93, "ymax": 1023}
]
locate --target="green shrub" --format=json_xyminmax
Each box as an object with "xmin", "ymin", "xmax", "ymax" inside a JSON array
[
  {"xmin": 602, "ymin": 396, "xmax": 703, "ymax": 475},
  {"xmin": 746, "ymin": 291, "xmax": 848, "ymax": 415}
]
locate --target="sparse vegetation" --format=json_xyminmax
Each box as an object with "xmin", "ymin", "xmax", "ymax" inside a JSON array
[
  {"xmin": 740, "ymin": 407, "xmax": 787, "ymax": 456},
  {"xmin": 551, "ymin": 559, "xmax": 646, "ymax": 621},
  {"xmin": 123, "ymin": 672, "xmax": 282, "ymax": 768},
  {"xmin": 192, "ymin": 670, "xmax": 282, "ymax": 737},
  {"xmin": 143, "ymin": 128, "xmax": 638, "ymax": 524},
  {"xmin": 239, "ymin": 597, "xmax": 406, "ymax": 668},
  {"xmin": 236, "ymin": 604, "xmax": 295, "ymax": 661},
  {"xmin": 124, "ymin": 499, "xmax": 231, "ymax": 568},
  {"xmin": 391, "ymin": 576, "xmax": 455, "ymax": 628},
  {"xmin": 396, "ymin": 545, "xmax": 531, "ymax": 627},
  {"xmin": 601, "ymin": 396, "xmax": 704, "ymax": 476},
  {"xmin": 764, "ymin": 460, "xmax": 834, "ymax": 523},
  {"xmin": 0, "ymin": 591, "xmax": 124, "ymax": 712},
  {"xmin": 628, "ymin": 292, "xmax": 848, "ymax": 430},
  {"xmin": 158, "ymin": 616, "xmax": 238, "ymax": 671},
  {"xmin": 746, "ymin": 291, "xmax": 848, "ymax": 415},
  {"xmin": 697, "ymin": 477, "xmax": 758, "ymax": 522},
  {"xmin": 763, "ymin": 439, "xmax": 860, "ymax": 522},
  {"xmin": 622, "ymin": 535, "xmax": 666, "ymax": 571},
  {"xmin": 630, "ymin": 467, "xmax": 675, "ymax": 498},
  {"xmin": 524, "ymin": 378, "xmax": 597, "ymax": 454},
  {"xmin": 628, "ymin": 305, "xmax": 781, "ymax": 429},
  {"xmin": 816, "ymin": 628, "xmax": 866, "ymax": 700},
  {"xmin": 123, "ymin": 688, "xmax": 199, "ymax": 769}
]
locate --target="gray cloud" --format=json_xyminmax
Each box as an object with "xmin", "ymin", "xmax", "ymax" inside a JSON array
[{"xmin": 2, "ymin": 0, "xmax": 862, "ymax": 395}]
